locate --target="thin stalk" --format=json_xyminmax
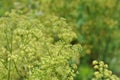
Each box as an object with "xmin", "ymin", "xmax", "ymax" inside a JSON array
[
  {"xmin": 5, "ymin": 29, "xmax": 11, "ymax": 80},
  {"xmin": 13, "ymin": 61, "xmax": 21, "ymax": 77},
  {"xmin": 7, "ymin": 26, "xmax": 14, "ymax": 80},
  {"xmin": 8, "ymin": 60, "xmax": 11, "ymax": 80}
]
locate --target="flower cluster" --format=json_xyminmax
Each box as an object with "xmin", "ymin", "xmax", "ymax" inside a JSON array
[
  {"xmin": 92, "ymin": 60, "xmax": 120, "ymax": 80},
  {"xmin": 0, "ymin": 11, "xmax": 81, "ymax": 80}
]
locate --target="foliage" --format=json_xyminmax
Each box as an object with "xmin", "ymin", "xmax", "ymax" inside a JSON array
[
  {"xmin": 75, "ymin": 65, "xmax": 93, "ymax": 80},
  {"xmin": 0, "ymin": 11, "xmax": 81, "ymax": 80},
  {"xmin": 0, "ymin": 0, "xmax": 120, "ymax": 80},
  {"xmin": 0, "ymin": 0, "xmax": 80, "ymax": 22},
  {"xmin": 76, "ymin": 0, "xmax": 120, "ymax": 75},
  {"xmin": 0, "ymin": 0, "xmax": 14, "ymax": 16}
]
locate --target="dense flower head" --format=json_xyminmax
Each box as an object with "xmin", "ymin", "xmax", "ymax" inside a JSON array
[
  {"xmin": 0, "ymin": 11, "xmax": 81, "ymax": 80},
  {"xmin": 92, "ymin": 60, "xmax": 120, "ymax": 80}
]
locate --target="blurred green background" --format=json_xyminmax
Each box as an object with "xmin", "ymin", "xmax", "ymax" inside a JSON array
[{"xmin": 0, "ymin": 0, "xmax": 120, "ymax": 79}]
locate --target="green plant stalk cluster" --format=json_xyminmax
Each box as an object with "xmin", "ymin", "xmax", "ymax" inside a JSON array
[{"xmin": 0, "ymin": 11, "xmax": 81, "ymax": 80}]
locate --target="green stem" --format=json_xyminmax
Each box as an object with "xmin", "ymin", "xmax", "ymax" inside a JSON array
[
  {"xmin": 7, "ymin": 27, "xmax": 14, "ymax": 80},
  {"xmin": 8, "ymin": 60, "xmax": 11, "ymax": 80},
  {"xmin": 13, "ymin": 60, "xmax": 21, "ymax": 77}
]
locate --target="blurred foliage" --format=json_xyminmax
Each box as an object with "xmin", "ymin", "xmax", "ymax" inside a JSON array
[
  {"xmin": 76, "ymin": 0, "xmax": 120, "ymax": 76},
  {"xmin": 0, "ymin": 0, "xmax": 14, "ymax": 16},
  {"xmin": 0, "ymin": 0, "xmax": 80, "ymax": 22},
  {"xmin": 75, "ymin": 65, "xmax": 93, "ymax": 80},
  {"xmin": 0, "ymin": 0, "xmax": 120, "ymax": 79}
]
